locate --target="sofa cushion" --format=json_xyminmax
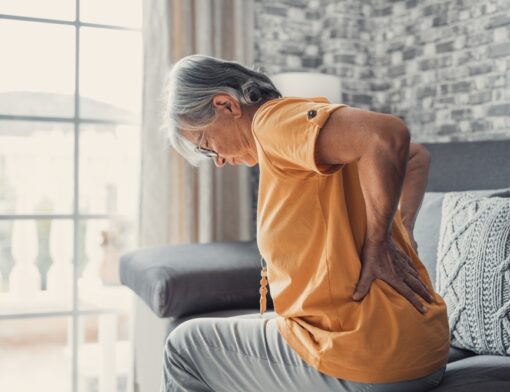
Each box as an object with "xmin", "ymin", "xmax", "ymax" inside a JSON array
[
  {"xmin": 447, "ymin": 346, "xmax": 477, "ymax": 363},
  {"xmin": 412, "ymin": 187, "xmax": 510, "ymax": 289},
  {"xmin": 436, "ymin": 192, "xmax": 510, "ymax": 355},
  {"xmin": 433, "ymin": 355, "xmax": 510, "ymax": 391},
  {"xmin": 119, "ymin": 240, "xmax": 273, "ymax": 318}
]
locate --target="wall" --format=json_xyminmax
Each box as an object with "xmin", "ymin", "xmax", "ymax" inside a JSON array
[{"xmin": 250, "ymin": 0, "xmax": 510, "ymax": 238}]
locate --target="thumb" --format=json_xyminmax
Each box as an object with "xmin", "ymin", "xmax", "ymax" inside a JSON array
[{"xmin": 352, "ymin": 276, "xmax": 372, "ymax": 301}]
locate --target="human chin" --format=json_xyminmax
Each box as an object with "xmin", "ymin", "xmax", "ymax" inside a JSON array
[{"xmin": 242, "ymin": 156, "xmax": 257, "ymax": 167}]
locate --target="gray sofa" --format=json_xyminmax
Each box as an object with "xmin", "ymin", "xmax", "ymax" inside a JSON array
[{"xmin": 120, "ymin": 139, "xmax": 510, "ymax": 391}]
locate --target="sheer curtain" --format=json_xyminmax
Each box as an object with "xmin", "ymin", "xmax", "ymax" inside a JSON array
[{"xmin": 140, "ymin": 0, "xmax": 255, "ymax": 248}]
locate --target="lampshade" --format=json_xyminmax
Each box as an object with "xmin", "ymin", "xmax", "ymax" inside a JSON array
[{"xmin": 269, "ymin": 72, "xmax": 342, "ymax": 104}]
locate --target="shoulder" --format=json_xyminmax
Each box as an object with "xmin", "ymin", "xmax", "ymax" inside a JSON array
[
  {"xmin": 252, "ymin": 96, "xmax": 348, "ymax": 137},
  {"xmin": 251, "ymin": 96, "xmax": 351, "ymax": 175}
]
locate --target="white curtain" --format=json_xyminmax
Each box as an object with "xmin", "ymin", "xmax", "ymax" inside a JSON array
[{"xmin": 140, "ymin": 0, "xmax": 256, "ymax": 248}]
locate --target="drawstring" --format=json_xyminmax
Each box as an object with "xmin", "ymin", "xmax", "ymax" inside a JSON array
[{"xmin": 259, "ymin": 256, "xmax": 268, "ymax": 318}]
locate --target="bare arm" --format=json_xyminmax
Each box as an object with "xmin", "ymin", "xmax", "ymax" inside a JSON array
[
  {"xmin": 399, "ymin": 143, "xmax": 432, "ymax": 231},
  {"xmin": 315, "ymin": 107, "xmax": 434, "ymax": 313},
  {"xmin": 315, "ymin": 106, "xmax": 411, "ymax": 243},
  {"xmin": 358, "ymin": 131, "xmax": 410, "ymax": 243}
]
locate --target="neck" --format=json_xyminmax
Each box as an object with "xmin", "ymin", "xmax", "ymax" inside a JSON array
[{"xmin": 241, "ymin": 102, "xmax": 265, "ymax": 162}]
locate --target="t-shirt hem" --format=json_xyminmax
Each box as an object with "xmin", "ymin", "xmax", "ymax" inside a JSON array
[{"xmin": 276, "ymin": 317, "xmax": 449, "ymax": 384}]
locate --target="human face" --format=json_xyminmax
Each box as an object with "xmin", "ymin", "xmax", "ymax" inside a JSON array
[{"xmin": 182, "ymin": 94, "xmax": 260, "ymax": 168}]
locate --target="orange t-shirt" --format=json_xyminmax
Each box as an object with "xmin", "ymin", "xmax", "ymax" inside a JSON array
[{"xmin": 251, "ymin": 96, "xmax": 450, "ymax": 384}]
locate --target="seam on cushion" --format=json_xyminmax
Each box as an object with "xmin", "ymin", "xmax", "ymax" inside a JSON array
[{"xmin": 167, "ymin": 342, "xmax": 313, "ymax": 370}]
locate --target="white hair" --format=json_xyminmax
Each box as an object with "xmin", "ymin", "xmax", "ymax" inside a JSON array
[{"xmin": 160, "ymin": 54, "xmax": 282, "ymax": 167}]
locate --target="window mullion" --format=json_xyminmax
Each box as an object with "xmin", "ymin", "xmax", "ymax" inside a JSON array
[{"xmin": 71, "ymin": 0, "xmax": 80, "ymax": 389}]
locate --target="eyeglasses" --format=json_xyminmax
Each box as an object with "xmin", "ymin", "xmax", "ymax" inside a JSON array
[{"xmin": 194, "ymin": 130, "xmax": 218, "ymax": 158}]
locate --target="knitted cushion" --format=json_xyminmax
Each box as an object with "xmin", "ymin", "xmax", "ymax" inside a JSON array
[
  {"xmin": 436, "ymin": 192, "xmax": 510, "ymax": 356},
  {"xmin": 413, "ymin": 187, "xmax": 510, "ymax": 289}
]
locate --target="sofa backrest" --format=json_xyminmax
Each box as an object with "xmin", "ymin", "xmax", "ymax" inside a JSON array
[
  {"xmin": 421, "ymin": 140, "xmax": 510, "ymax": 192},
  {"xmin": 412, "ymin": 140, "xmax": 510, "ymax": 289}
]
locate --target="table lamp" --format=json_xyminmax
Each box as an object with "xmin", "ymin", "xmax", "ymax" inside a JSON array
[{"xmin": 269, "ymin": 72, "xmax": 342, "ymax": 104}]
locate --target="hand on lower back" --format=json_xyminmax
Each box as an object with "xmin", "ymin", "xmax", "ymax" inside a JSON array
[{"xmin": 352, "ymin": 237, "xmax": 433, "ymax": 314}]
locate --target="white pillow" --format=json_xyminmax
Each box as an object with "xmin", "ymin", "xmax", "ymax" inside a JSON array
[
  {"xmin": 436, "ymin": 191, "xmax": 510, "ymax": 355},
  {"xmin": 413, "ymin": 187, "xmax": 510, "ymax": 288}
]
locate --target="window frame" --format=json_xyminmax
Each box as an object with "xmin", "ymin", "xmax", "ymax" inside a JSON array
[{"xmin": 0, "ymin": 4, "xmax": 141, "ymax": 391}]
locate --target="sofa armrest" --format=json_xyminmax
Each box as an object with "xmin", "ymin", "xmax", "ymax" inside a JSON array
[{"xmin": 119, "ymin": 239, "xmax": 273, "ymax": 318}]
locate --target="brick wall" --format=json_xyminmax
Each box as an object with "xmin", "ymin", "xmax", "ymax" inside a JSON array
[{"xmin": 250, "ymin": 0, "xmax": 510, "ymax": 239}]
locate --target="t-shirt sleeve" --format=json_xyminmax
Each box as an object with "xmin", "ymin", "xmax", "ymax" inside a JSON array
[{"xmin": 253, "ymin": 98, "xmax": 350, "ymax": 176}]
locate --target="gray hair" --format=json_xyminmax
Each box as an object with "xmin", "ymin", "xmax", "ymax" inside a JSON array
[{"xmin": 161, "ymin": 54, "xmax": 282, "ymax": 167}]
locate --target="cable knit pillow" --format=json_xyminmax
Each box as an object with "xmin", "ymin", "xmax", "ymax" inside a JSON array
[{"xmin": 436, "ymin": 191, "xmax": 510, "ymax": 355}]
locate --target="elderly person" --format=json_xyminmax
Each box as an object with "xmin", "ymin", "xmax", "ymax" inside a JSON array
[{"xmin": 160, "ymin": 54, "xmax": 450, "ymax": 392}]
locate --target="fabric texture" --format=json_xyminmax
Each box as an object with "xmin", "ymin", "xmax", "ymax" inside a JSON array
[
  {"xmin": 251, "ymin": 96, "xmax": 450, "ymax": 383},
  {"xmin": 119, "ymin": 240, "xmax": 271, "ymax": 318},
  {"xmin": 412, "ymin": 187, "xmax": 510, "ymax": 289},
  {"xmin": 160, "ymin": 311, "xmax": 447, "ymax": 392},
  {"xmin": 436, "ymin": 191, "xmax": 510, "ymax": 356}
]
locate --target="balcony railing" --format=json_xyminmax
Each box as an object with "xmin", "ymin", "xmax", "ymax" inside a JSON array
[{"xmin": 0, "ymin": 218, "xmax": 134, "ymax": 392}]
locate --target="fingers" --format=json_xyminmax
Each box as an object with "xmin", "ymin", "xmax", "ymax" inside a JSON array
[
  {"xmin": 390, "ymin": 280, "xmax": 428, "ymax": 314},
  {"xmin": 395, "ymin": 244, "xmax": 420, "ymax": 273},
  {"xmin": 406, "ymin": 258, "xmax": 419, "ymax": 273},
  {"xmin": 352, "ymin": 269, "xmax": 374, "ymax": 301},
  {"xmin": 394, "ymin": 253, "xmax": 420, "ymax": 282},
  {"xmin": 357, "ymin": 238, "xmax": 435, "ymax": 313},
  {"xmin": 404, "ymin": 273, "xmax": 435, "ymax": 304},
  {"xmin": 401, "ymin": 260, "xmax": 419, "ymax": 277},
  {"xmin": 393, "ymin": 248, "xmax": 434, "ymax": 302}
]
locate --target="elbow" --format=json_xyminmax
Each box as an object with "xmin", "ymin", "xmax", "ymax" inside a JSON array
[
  {"xmin": 375, "ymin": 117, "xmax": 410, "ymax": 154},
  {"xmin": 411, "ymin": 143, "xmax": 432, "ymax": 167},
  {"xmin": 372, "ymin": 119, "xmax": 411, "ymax": 165},
  {"xmin": 391, "ymin": 117, "xmax": 411, "ymax": 155},
  {"xmin": 393, "ymin": 117, "xmax": 411, "ymax": 145},
  {"xmin": 396, "ymin": 128, "xmax": 411, "ymax": 163},
  {"xmin": 417, "ymin": 145, "xmax": 432, "ymax": 167},
  {"xmin": 398, "ymin": 126, "xmax": 411, "ymax": 148}
]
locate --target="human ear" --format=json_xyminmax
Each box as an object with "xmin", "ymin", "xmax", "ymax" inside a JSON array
[{"xmin": 212, "ymin": 94, "xmax": 241, "ymax": 117}]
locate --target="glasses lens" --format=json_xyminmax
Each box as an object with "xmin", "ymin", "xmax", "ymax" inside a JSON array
[
  {"xmin": 195, "ymin": 130, "xmax": 217, "ymax": 158},
  {"xmin": 197, "ymin": 146, "xmax": 217, "ymax": 158}
]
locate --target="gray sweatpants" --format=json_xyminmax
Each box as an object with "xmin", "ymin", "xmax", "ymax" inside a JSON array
[{"xmin": 160, "ymin": 313, "xmax": 446, "ymax": 392}]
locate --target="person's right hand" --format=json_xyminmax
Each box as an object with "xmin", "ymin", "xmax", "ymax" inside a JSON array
[{"xmin": 352, "ymin": 237, "xmax": 434, "ymax": 314}]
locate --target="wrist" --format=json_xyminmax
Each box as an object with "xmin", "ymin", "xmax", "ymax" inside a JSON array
[
  {"xmin": 400, "ymin": 214, "xmax": 415, "ymax": 231},
  {"xmin": 365, "ymin": 233, "xmax": 392, "ymax": 245}
]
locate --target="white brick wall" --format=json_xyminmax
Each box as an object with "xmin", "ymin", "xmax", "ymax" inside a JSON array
[{"xmin": 250, "ymin": 0, "xmax": 510, "ymax": 238}]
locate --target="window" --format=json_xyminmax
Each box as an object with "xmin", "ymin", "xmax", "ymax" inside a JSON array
[{"xmin": 0, "ymin": 1, "xmax": 142, "ymax": 391}]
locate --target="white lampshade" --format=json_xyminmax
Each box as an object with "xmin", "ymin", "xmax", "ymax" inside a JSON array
[{"xmin": 269, "ymin": 72, "xmax": 342, "ymax": 103}]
